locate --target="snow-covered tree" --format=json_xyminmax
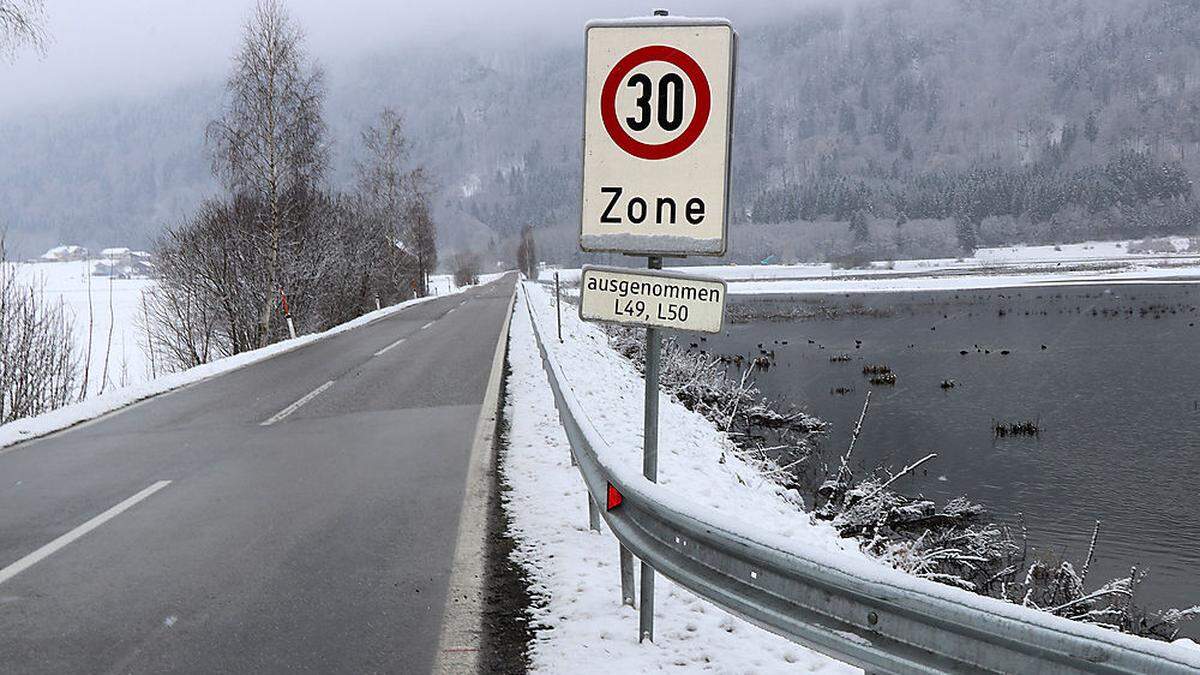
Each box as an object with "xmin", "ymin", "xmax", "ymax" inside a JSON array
[
  {"xmin": 0, "ymin": 0, "xmax": 46, "ymax": 60},
  {"xmin": 207, "ymin": 0, "xmax": 327, "ymax": 347}
]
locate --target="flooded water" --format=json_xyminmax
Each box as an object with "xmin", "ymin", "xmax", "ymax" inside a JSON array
[{"xmin": 692, "ymin": 283, "xmax": 1200, "ymax": 624}]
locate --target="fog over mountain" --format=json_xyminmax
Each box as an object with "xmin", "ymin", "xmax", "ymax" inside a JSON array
[{"xmin": 2, "ymin": 0, "xmax": 1198, "ymax": 261}]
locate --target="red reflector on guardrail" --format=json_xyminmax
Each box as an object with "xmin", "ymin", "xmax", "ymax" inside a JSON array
[{"xmin": 606, "ymin": 483, "xmax": 623, "ymax": 511}]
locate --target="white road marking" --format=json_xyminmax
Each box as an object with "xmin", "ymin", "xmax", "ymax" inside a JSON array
[
  {"xmin": 421, "ymin": 321, "xmax": 434, "ymax": 330},
  {"xmin": 373, "ymin": 337, "xmax": 406, "ymax": 357},
  {"xmin": 0, "ymin": 480, "xmax": 172, "ymax": 586},
  {"xmin": 260, "ymin": 381, "xmax": 334, "ymax": 426},
  {"xmin": 446, "ymin": 307, "xmax": 456, "ymax": 314}
]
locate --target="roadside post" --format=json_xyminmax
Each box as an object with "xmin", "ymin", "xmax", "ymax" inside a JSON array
[
  {"xmin": 555, "ymin": 272, "xmax": 563, "ymax": 343},
  {"xmin": 279, "ymin": 287, "xmax": 297, "ymax": 339},
  {"xmin": 577, "ymin": 9, "xmax": 736, "ymax": 643}
]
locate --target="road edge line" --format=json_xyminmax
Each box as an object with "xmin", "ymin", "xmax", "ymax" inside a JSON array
[{"xmin": 434, "ymin": 282, "xmax": 516, "ymax": 674}]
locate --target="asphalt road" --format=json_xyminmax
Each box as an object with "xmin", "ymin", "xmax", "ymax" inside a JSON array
[{"xmin": 0, "ymin": 274, "xmax": 516, "ymax": 674}]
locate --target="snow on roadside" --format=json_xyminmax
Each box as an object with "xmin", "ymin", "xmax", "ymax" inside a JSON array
[
  {"xmin": 503, "ymin": 282, "xmax": 858, "ymax": 673},
  {"xmin": 427, "ymin": 271, "xmax": 510, "ymax": 296},
  {"xmin": 504, "ymin": 281, "xmax": 1200, "ymax": 671},
  {"xmin": 0, "ymin": 276, "xmax": 500, "ymax": 451}
]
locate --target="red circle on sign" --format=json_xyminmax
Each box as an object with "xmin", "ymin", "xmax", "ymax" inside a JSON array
[{"xmin": 600, "ymin": 45, "xmax": 711, "ymax": 161}]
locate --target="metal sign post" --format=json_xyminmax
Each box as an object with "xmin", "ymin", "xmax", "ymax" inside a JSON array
[
  {"xmin": 639, "ymin": 254, "xmax": 662, "ymax": 642},
  {"xmin": 578, "ymin": 8, "xmax": 735, "ymax": 644}
]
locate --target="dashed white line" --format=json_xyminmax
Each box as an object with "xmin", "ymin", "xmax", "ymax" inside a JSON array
[
  {"xmin": 261, "ymin": 381, "xmax": 334, "ymax": 426},
  {"xmin": 373, "ymin": 337, "xmax": 406, "ymax": 357},
  {"xmin": 0, "ymin": 480, "xmax": 172, "ymax": 586},
  {"xmin": 421, "ymin": 321, "xmax": 434, "ymax": 330}
]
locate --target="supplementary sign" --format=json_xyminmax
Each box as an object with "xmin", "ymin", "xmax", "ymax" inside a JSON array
[
  {"xmin": 578, "ymin": 265, "xmax": 726, "ymax": 333},
  {"xmin": 580, "ymin": 17, "xmax": 736, "ymax": 256}
]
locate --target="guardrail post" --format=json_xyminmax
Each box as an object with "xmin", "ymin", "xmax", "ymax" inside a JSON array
[
  {"xmin": 552, "ymin": 382, "xmax": 577, "ymax": 468},
  {"xmin": 639, "ymin": 255, "xmax": 663, "ymax": 643},
  {"xmin": 620, "ymin": 544, "xmax": 636, "ymax": 608},
  {"xmin": 588, "ymin": 495, "xmax": 602, "ymax": 532}
]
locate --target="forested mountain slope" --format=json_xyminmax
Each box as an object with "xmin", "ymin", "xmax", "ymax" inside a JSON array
[{"xmin": 2, "ymin": 0, "xmax": 1197, "ymax": 262}]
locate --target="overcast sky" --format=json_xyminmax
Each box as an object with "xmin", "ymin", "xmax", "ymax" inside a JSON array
[{"xmin": 1, "ymin": 0, "xmax": 788, "ymax": 114}]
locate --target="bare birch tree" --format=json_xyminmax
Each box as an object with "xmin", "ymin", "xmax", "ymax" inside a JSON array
[
  {"xmin": 356, "ymin": 108, "xmax": 430, "ymax": 301},
  {"xmin": 207, "ymin": 0, "xmax": 326, "ymax": 348},
  {"xmin": 0, "ymin": 0, "xmax": 47, "ymax": 60},
  {"xmin": 516, "ymin": 225, "xmax": 537, "ymax": 280},
  {"xmin": 406, "ymin": 175, "xmax": 437, "ymax": 297},
  {"xmin": 77, "ymin": 254, "xmax": 94, "ymax": 400},
  {"xmin": 97, "ymin": 261, "xmax": 115, "ymax": 395},
  {"xmin": 150, "ymin": 3, "xmax": 438, "ymax": 370},
  {"xmin": 151, "ymin": 196, "xmax": 264, "ymax": 365}
]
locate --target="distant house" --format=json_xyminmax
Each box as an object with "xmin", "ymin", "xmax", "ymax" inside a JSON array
[
  {"xmin": 91, "ymin": 248, "xmax": 156, "ymax": 279},
  {"xmin": 39, "ymin": 245, "xmax": 89, "ymax": 262}
]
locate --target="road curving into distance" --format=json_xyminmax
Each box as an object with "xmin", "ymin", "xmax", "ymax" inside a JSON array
[{"xmin": 0, "ymin": 274, "xmax": 516, "ymax": 674}]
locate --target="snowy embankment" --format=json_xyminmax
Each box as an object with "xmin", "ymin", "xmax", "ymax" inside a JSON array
[
  {"xmin": 0, "ymin": 274, "xmax": 496, "ymax": 451},
  {"xmin": 542, "ymin": 237, "xmax": 1200, "ymax": 293},
  {"xmin": 504, "ymin": 281, "xmax": 1200, "ymax": 671},
  {"xmin": 504, "ymin": 281, "xmax": 857, "ymax": 673}
]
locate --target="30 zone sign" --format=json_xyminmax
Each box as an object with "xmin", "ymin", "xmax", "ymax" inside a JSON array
[{"xmin": 581, "ymin": 18, "xmax": 736, "ymax": 256}]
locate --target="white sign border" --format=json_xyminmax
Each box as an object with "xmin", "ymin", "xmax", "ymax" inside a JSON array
[
  {"xmin": 579, "ymin": 16, "xmax": 738, "ymax": 258},
  {"xmin": 577, "ymin": 263, "xmax": 729, "ymax": 334}
]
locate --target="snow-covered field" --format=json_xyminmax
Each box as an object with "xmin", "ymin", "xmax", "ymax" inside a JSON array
[
  {"xmin": 428, "ymin": 270, "xmax": 509, "ymax": 296},
  {"xmin": 505, "ymin": 282, "xmax": 858, "ymax": 673},
  {"xmin": 505, "ymin": 281, "xmax": 1200, "ymax": 672},
  {"xmin": 541, "ymin": 237, "xmax": 1200, "ymax": 293},
  {"xmin": 9, "ymin": 260, "xmax": 155, "ymax": 398},
  {"xmin": 4, "ymin": 260, "xmax": 504, "ymax": 400}
]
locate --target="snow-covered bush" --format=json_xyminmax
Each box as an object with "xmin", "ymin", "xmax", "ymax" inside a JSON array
[
  {"xmin": 452, "ymin": 252, "xmax": 480, "ymax": 287},
  {"xmin": 0, "ymin": 240, "xmax": 78, "ymax": 423},
  {"xmin": 813, "ymin": 394, "xmax": 1197, "ymax": 641},
  {"xmin": 1127, "ymin": 237, "xmax": 1179, "ymax": 254},
  {"xmin": 604, "ymin": 324, "xmax": 826, "ymax": 488}
]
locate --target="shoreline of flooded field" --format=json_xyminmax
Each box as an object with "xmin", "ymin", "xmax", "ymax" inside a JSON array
[{"xmin": 684, "ymin": 282, "xmax": 1200, "ymax": 631}]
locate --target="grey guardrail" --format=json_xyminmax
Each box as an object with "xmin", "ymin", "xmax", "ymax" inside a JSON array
[{"xmin": 520, "ymin": 285, "xmax": 1199, "ymax": 675}]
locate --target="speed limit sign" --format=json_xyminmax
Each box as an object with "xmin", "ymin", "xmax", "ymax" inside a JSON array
[{"xmin": 580, "ymin": 17, "xmax": 736, "ymax": 256}]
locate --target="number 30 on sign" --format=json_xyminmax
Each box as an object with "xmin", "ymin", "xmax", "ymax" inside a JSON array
[{"xmin": 580, "ymin": 18, "xmax": 736, "ymax": 257}]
